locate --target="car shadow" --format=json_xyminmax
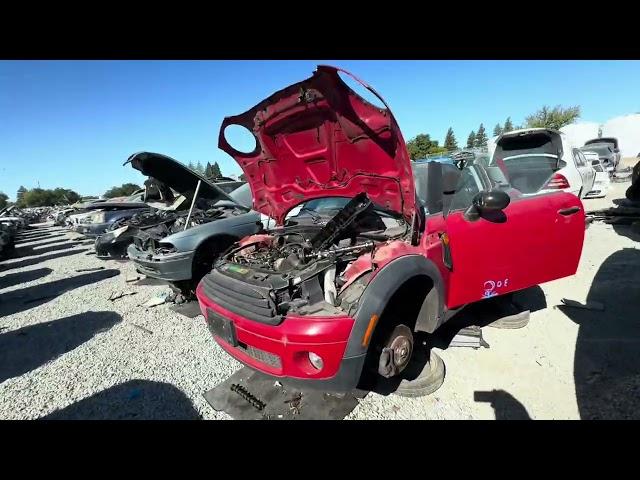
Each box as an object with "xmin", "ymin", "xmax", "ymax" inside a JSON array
[
  {"xmin": 474, "ymin": 389, "xmax": 532, "ymax": 420},
  {"xmin": 0, "ymin": 267, "xmax": 53, "ymax": 290},
  {"xmin": 0, "ymin": 310, "xmax": 121, "ymax": 383},
  {"xmin": 0, "ymin": 269, "xmax": 120, "ymax": 317},
  {"xmin": 431, "ymin": 286, "xmax": 547, "ymax": 349},
  {"xmin": 15, "ymin": 238, "xmax": 70, "ymax": 249},
  {"xmin": 0, "ymin": 249, "xmax": 89, "ymax": 272},
  {"xmin": 41, "ymin": 380, "xmax": 202, "ymax": 420},
  {"xmin": 12, "ymin": 241, "xmax": 81, "ymax": 258},
  {"xmin": 15, "ymin": 233, "xmax": 66, "ymax": 243},
  {"xmin": 557, "ymin": 247, "xmax": 640, "ymax": 419}
]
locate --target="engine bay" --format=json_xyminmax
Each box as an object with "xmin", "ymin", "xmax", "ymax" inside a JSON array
[
  {"xmin": 207, "ymin": 193, "xmax": 409, "ymax": 319},
  {"xmin": 121, "ymin": 199, "xmax": 247, "ymax": 253}
]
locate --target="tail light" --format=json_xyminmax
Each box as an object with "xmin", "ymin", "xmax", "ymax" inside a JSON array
[{"xmin": 546, "ymin": 173, "xmax": 570, "ymax": 189}]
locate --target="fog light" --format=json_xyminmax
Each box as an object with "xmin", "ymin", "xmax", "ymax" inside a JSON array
[{"xmin": 308, "ymin": 352, "xmax": 324, "ymax": 371}]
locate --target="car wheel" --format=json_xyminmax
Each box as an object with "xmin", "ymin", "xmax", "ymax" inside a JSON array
[{"xmin": 394, "ymin": 349, "xmax": 446, "ymax": 398}]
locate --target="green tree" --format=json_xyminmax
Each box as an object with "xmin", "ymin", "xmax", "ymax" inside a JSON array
[
  {"xmin": 474, "ymin": 124, "xmax": 488, "ymax": 148},
  {"xmin": 406, "ymin": 133, "xmax": 447, "ymax": 160},
  {"xmin": 20, "ymin": 187, "xmax": 82, "ymax": 207},
  {"xmin": 0, "ymin": 192, "xmax": 8, "ymax": 209},
  {"xmin": 503, "ymin": 117, "xmax": 514, "ymax": 133},
  {"xmin": 104, "ymin": 183, "xmax": 141, "ymax": 198},
  {"xmin": 493, "ymin": 123, "xmax": 503, "ymax": 136},
  {"xmin": 525, "ymin": 105, "xmax": 581, "ymax": 130},
  {"xmin": 239, "ymin": 173, "xmax": 247, "ymax": 182},
  {"xmin": 205, "ymin": 162, "xmax": 214, "ymax": 179},
  {"xmin": 188, "ymin": 162, "xmax": 196, "ymax": 171},
  {"xmin": 444, "ymin": 127, "xmax": 458, "ymax": 151},
  {"xmin": 16, "ymin": 186, "xmax": 27, "ymax": 207},
  {"xmin": 466, "ymin": 131, "xmax": 476, "ymax": 149},
  {"xmin": 195, "ymin": 161, "xmax": 205, "ymax": 174},
  {"xmin": 212, "ymin": 162, "xmax": 222, "ymax": 179}
]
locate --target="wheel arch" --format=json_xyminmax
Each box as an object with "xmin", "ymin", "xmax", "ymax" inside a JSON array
[
  {"xmin": 191, "ymin": 233, "xmax": 241, "ymax": 271},
  {"xmin": 343, "ymin": 255, "xmax": 446, "ymax": 358}
]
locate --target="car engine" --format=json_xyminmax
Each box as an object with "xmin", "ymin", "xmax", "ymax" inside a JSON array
[{"xmin": 203, "ymin": 193, "xmax": 408, "ymax": 323}]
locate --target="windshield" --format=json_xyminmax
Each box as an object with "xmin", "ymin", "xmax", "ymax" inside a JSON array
[
  {"xmin": 582, "ymin": 145, "xmax": 612, "ymax": 156},
  {"xmin": 292, "ymin": 197, "xmax": 399, "ymax": 218},
  {"xmin": 213, "ymin": 183, "xmax": 252, "ymax": 209},
  {"xmin": 287, "ymin": 196, "xmax": 406, "ymax": 238}
]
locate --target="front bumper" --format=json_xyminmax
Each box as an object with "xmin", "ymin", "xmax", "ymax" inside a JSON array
[
  {"xmin": 73, "ymin": 222, "xmax": 111, "ymax": 238},
  {"xmin": 95, "ymin": 234, "xmax": 131, "ymax": 259},
  {"xmin": 196, "ymin": 282, "xmax": 364, "ymax": 391},
  {"xmin": 127, "ymin": 243, "xmax": 194, "ymax": 282}
]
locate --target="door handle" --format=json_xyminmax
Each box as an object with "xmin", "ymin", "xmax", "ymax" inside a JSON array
[{"xmin": 558, "ymin": 206, "xmax": 581, "ymax": 216}]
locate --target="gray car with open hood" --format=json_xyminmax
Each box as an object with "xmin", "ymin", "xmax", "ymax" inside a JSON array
[{"xmin": 124, "ymin": 151, "xmax": 261, "ymax": 295}]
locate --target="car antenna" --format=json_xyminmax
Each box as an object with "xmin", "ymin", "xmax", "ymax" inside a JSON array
[{"xmin": 184, "ymin": 179, "xmax": 202, "ymax": 231}]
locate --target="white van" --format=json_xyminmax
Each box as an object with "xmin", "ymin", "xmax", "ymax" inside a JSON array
[{"xmin": 487, "ymin": 128, "xmax": 595, "ymax": 199}]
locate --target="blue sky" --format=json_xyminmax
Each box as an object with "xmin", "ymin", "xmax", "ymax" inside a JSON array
[{"xmin": 1, "ymin": 60, "xmax": 639, "ymax": 200}]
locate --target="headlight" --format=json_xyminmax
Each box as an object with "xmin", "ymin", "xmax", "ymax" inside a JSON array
[
  {"xmin": 110, "ymin": 225, "xmax": 129, "ymax": 238},
  {"xmin": 90, "ymin": 212, "xmax": 106, "ymax": 223}
]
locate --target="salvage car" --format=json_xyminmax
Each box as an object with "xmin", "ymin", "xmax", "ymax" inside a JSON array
[
  {"xmin": 195, "ymin": 66, "xmax": 586, "ymax": 396},
  {"xmin": 72, "ymin": 199, "xmax": 150, "ymax": 238},
  {"xmin": 125, "ymin": 152, "xmax": 261, "ymax": 296},
  {"xmin": 96, "ymin": 181, "xmax": 249, "ymax": 260},
  {"xmin": 0, "ymin": 223, "xmax": 15, "ymax": 257},
  {"xmin": 583, "ymin": 137, "xmax": 621, "ymax": 171},
  {"xmin": 488, "ymin": 128, "xmax": 595, "ymax": 199},
  {"xmin": 582, "ymin": 151, "xmax": 610, "ymax": 198}
]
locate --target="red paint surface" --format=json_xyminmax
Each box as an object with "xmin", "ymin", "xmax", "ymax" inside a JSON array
[
  {"xmin": 443, "ymin": 192, "xmax": 585, "ymax": 308},
  {"xmin": 196, "ymin": 283, "xmax": 354, "ymax": 379},
  {"xmin": 218, "ymin": 65, "xmax": 415, "ymax": 225}
]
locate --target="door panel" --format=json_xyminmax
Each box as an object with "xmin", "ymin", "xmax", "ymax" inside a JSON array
[
  {"xmin": 572, "ymin": 149, "xmax": 595, "ymax": 197},
  {"xmin": 443, "ymin": 192, "xmax": 585, "ymax": 308}
]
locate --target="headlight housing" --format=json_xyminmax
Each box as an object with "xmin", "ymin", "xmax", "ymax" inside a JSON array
[{"xmin": 89, "ymin": 211, "xmax": 106, "ymax": 223}]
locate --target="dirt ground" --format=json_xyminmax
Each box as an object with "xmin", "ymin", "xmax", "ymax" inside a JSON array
[{"xmin": 375, "ymin": 170, "xmax": 639, "ymax": 420}]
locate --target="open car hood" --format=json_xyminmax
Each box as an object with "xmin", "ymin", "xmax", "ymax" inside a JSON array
[
  {"xmin": 218, "ymin": 65, "xmax": 415, "ymax": 225},
  {"xmin": 125, "ymin": 152, "xmax": 237, "ymax": 205}
]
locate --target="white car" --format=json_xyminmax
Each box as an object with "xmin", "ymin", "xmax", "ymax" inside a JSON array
[
  {"xmin": 487, "ymin": 128, "xmax": 595, "ymax": 199},
  {"xmin": 582, "ymin": 151, "xmax": 610, "ymax": 198}
]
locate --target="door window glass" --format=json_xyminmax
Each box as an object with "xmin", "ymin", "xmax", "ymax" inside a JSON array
[{"xmin": 448, "ymin": 167, "xmax": 483, "ymax": 212}]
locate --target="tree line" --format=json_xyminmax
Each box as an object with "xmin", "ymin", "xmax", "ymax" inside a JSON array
[
  {"xmin": 13, "ymin": 186, "xmax": 82, "ymax": 208},
  {"xmin": 406, "ymin": 104, "xmax": 581, "ymax": 160}
]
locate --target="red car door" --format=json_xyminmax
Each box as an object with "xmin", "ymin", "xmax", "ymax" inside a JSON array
[{"xmin": 443, "ymin": 190, "xmax": 585, "ymax": 309}]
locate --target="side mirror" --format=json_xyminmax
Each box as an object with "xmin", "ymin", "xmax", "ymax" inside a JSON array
[{"xmin": 464, "ymin": 190, "xmax": 511, "ymax": 222}]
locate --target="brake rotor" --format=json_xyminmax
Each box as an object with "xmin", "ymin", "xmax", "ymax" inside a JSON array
[{"xmin": 378, "ymin": 324, "xmax": 414, "ymax": 378}]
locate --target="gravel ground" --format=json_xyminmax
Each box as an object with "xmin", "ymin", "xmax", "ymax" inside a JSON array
[{"xmin": 0, "ymin": 175, "xmax": 638, "ymax": 419}]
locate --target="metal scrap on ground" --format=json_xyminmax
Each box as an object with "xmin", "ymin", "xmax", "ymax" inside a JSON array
[
  {"xmin": 108, "ymin": 291, "xmax": 137, "ymax": 301},
  {"xmin": 75, "ymin": 266, "xmax": 105, "ymax": 272}
]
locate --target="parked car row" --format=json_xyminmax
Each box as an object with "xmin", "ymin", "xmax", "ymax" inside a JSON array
[{"xmin": 62, "ymin": 66, "xmax": 589, "ymax": 397}]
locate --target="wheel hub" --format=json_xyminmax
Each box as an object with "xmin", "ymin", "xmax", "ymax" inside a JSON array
[{"xmin": 378, "ymin": 324, "xmax": 414, "ymax": 378}]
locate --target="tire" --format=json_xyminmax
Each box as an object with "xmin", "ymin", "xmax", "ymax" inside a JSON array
[{"xmin": 394, "ymin": 350, "xmax": 446, "ymax": 398}]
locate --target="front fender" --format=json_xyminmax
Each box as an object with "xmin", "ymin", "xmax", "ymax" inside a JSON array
[{"xmin": 343, "ymin": 255, "xmax": 445, "ymax": 358}]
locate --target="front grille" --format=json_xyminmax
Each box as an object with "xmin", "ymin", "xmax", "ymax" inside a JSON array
[
  {"xmin": 201, "ymin": 269, "xmax": 283, "ymax": 325},
  {"xmin": 241, "ymin": 345, "xmax": 282, "ymax": 369}
]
